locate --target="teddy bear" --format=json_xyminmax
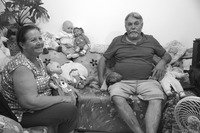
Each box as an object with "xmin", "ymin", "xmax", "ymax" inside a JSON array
[{"xmin": 46, "ymin": 61, "xmax": 78, "ymax": 104}]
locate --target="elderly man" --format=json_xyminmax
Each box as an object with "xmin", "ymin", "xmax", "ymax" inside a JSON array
[{"xmin": 98, "ymin": 12, "xmax": 171, "ymax": 133}]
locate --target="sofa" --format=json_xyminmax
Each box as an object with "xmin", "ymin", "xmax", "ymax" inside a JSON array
[{"xmin": 0, "ymin": 41, "xmax": 198, "ymax": 133}]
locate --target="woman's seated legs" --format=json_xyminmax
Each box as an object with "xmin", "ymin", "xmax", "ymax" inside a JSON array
[{"xmin": 20, "ymin": 102, "xmax": 78, "ymax": 133}]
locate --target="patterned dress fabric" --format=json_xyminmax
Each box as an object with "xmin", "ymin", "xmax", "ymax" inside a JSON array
[{"xmin": 1, "ymin": 52, "xmax": 51, "ymax": 122}]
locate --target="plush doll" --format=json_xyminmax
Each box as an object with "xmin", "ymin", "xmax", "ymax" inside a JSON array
[
  {"xmin": 0, "ymin": 36, "xmax": 12, "ymax": 73},
  {"xmin": 106, "ymin": 72, "xmax": 123, "ymax": 86},
  {"xmin": 42, "ymin": 32, "xmax": 59, "ymax": 54},
  {"xmin": 164, "ymin": 40, "xmax": 186, "ymax": 64},
  {"xmin": 68, "ymin": 68, "xmax": 98, "ymax": 89},
  {"xmin": 69, "ymin": 68, "xmax": 88, "ymax": 89},
  {"xmin": 56, "ymin": 20, "xmax": 74, "ymax": 47},
  {"xmin": 100, "ymin": 72, "xmax": 122, "ymax": 91},
  {"xmin": 56, "ymin": 21, "xmax": 79, "ymax": 59},
  {"xmin": 73, "ymin": 27, "xmax": 90, "ymax": 56},
  {"xmin": 152, "ymin": 41, "xmax": 188, "ymax": 98},
  {"xmin": 46, "ymin": 61, "xmax": 78, "ymax": 104},
  {"xmin": 0, "ymin": 36, "xmax": 10, "ymax": 57},
  {"xmin": 159, "ymin": 65, "xmax": 188, "ymax": 98}
]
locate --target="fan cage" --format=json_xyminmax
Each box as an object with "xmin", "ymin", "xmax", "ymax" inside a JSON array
[{"xmin": 175, "ymin": 96, "xmax": 200, "ymax": 133}]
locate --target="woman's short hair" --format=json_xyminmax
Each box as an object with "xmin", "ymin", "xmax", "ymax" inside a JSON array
[{"xmin": 16, "ymin": 25, "xmax": 40, "ymax": 51}]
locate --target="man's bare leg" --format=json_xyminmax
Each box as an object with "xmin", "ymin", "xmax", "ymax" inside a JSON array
[
  {"xmin": 145, "ymin": 99, "xmax": 162, "ymax": 133},
  {"xmin": 112, "ymin": 96, "xmax": 144, "ymax": 133}
]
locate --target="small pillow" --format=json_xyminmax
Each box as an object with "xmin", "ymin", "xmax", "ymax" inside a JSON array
[
  {"xmin": 61, "ymin": 61, "xmax": 88, "ymax": 81},
  {"xmin": 90, "ymin": 43, "xmax": 109, "ymax": 54},
  {"xmin": 0, "ymin": 115, "xmax": 23, "ymax": 133}
]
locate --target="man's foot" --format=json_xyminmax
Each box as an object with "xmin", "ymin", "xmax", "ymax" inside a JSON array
[
  {"xmin": 179, "ymin": 91, "xmax": 186, "ymax": 98},
  {"xmin": 165, "ymin": 91, "xmax": 173, "ymax": 96}
]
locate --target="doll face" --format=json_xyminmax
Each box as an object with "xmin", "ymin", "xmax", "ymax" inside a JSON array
[
  {"xmin": 73, "ymin": 28, "xmax": 82, "ymax": 37},
  {"xmin": 47, "ymin": 62, "xmax": 63, "ymax": 75},
  {"xmin": 63, "ymin": 21, "xmax": 73, "ymax": 34},
  {"xmin": 168, "ymin": 47, "xmax": 178, "ymax": 55}
]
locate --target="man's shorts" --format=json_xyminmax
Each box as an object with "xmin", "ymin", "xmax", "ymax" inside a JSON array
[{"xmin": 108, "ymin": 79, "xmax": 164, "ymax": 101}]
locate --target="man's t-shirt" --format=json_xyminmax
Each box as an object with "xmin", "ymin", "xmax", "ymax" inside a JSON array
[{"xmin": 103, "ymin": 33, "xmax": 166, "ymax": 80}]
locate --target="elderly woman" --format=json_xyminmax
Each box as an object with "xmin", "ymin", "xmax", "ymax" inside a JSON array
[{"xmin": 0, "ymin": 25, "xmax": 78, "ymax": 133}]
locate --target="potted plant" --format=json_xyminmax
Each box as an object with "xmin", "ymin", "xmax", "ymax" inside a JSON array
[
  {"xmin": 0, "ymin": 0, "xmax": 50, "ymax": 30},
  {"xmin": 0, "ymin": 0, "xmax": 50, "ymax": 55}
]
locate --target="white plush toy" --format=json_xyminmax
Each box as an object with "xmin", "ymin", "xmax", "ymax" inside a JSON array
[
  {"xmin": 42, "ymin": 32, "xmax": 59, "ymax": 54},
  {"xmin": 0, "ymin": 36, "xmax": 11, "ymax": 72},
  {"xmin": 61, "ymin": 61, "xmax": 88, "ymax": 81},
  {"xmin": 0, "ymin": 36, "xmax": 10, "ymax": 56}
]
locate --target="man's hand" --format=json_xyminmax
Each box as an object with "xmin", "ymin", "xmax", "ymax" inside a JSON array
[
  {"xmin": 152, "ymin": 62, "xmax": 166, "ymax": 81},
  {"xmin": 152, "ymin": 52, "xmax": 171, "ymax": 81}
]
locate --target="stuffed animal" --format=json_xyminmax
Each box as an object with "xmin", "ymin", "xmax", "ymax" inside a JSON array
[
  {"xmin": 68, "ymin": 68, "xmax": 98, "ymax": 89},
  {"xmin": 55, "ymin": 20, "xmax": 79, "ymax": 59},
  {"xmin": 100, "ymin": 72, "xmax": 122, "ymax": 91},
  {"xmin": 0, "ymin": 36, "xmax": 10, "ymax": 57},
  {"xmin": 164, "ymin": 40, "xmax": 186, "ymax": 64},
  {"xmin": 73, "ymin": 27, "xmax": 90, "ymax": 56},
  {"xmin": 42, "ymin": 32, "xmax": 59, "ymax": 54},
  {"xmin": 69, "ymin": 68, "xmax": 87, "ymax": 89},
  {"xmin": 56, "ymin": 20, "xmax": 74, "ymax": 47},
  {"xmin": 46, "ymin": 61, "xmax": 78, "ymax": 104},
  {"xmin": 0, "ymin": 36, "xmax": 12, "ymax": 73},
  {"xmin": 106, "ymin": 72, "xmax": 123, "ymax": 86}
]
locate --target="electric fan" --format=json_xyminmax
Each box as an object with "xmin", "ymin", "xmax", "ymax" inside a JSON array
[{"xmin": 174, "ymin": 96, "xmax": 200, "ymax": 133}]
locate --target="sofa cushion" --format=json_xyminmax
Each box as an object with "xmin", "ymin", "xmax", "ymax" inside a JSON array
[{"xmin": 0, "ymin": 115, "xmax": 23, "ymax": 133}]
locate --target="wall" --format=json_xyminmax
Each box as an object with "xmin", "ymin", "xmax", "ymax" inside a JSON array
[{"xmin": 1, "ymin": 0, "xmax": 200, "ymax": 48}]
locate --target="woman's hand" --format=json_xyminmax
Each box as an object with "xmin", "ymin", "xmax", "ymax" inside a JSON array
[{"xmin": 60, "ymin": 95, "xmax": 75, "ymax": 103}]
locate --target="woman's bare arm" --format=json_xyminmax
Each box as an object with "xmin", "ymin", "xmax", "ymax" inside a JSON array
[{"xmin": 13, "ymin": 66, "xmax": 72, "ymax": 110}]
